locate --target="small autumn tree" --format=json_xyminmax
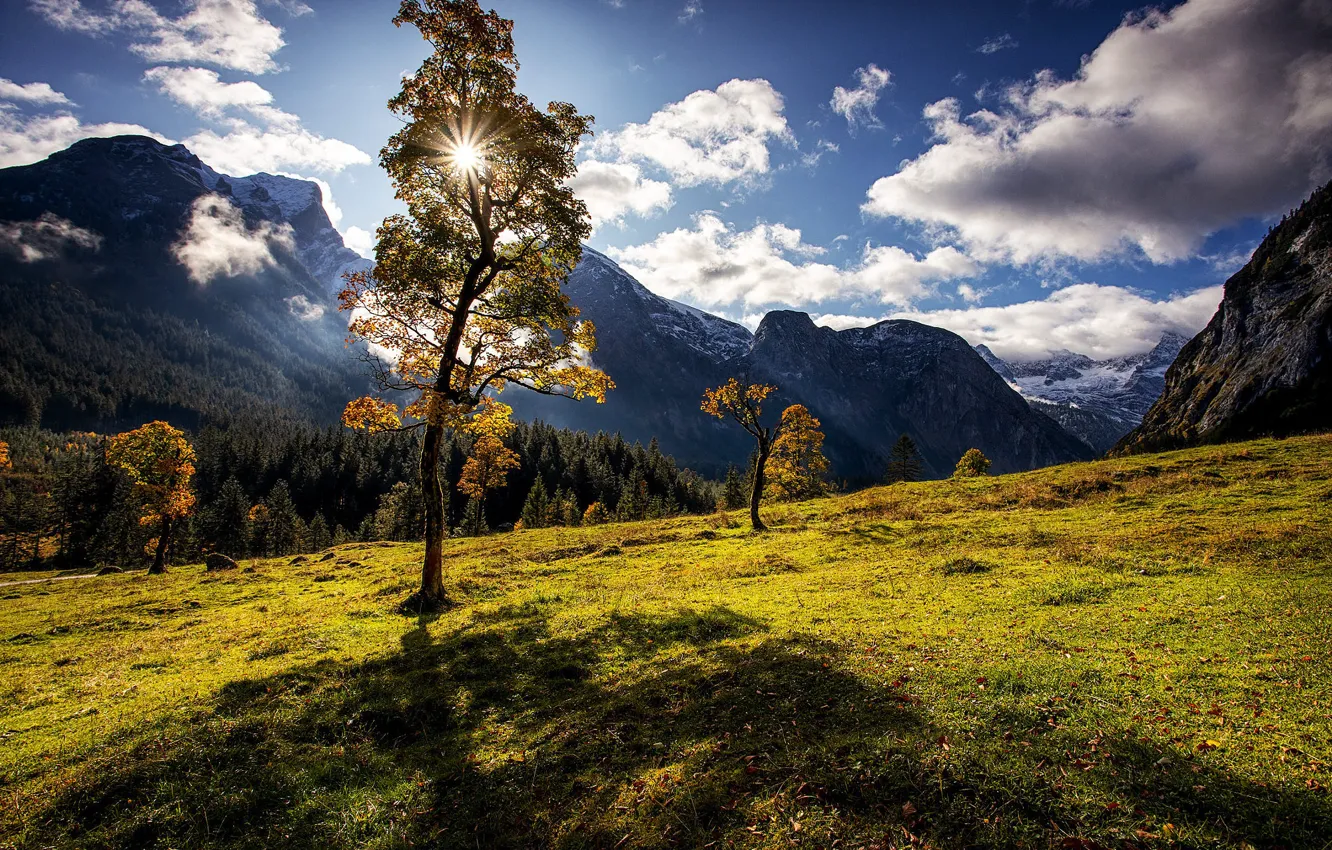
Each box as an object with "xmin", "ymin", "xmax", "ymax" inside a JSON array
[
  {"xmin": 340, "ymin": 0, "xmax": 612, "ymax": 608},
  {"xmin": 702, "ymin": 378, "xmax": 783, "ymax": 530},
  {"xmin": 0, "ymin": 441, "xmax": 9, "ymax": 470},
  {"xmin": 456, "ymin": 399, "xmax": 520, "ymax": 535},
  {"xmin": 885, "ymin": 433, "xmax": 923, "ymax": 483},
  {"xmin": 953, "ymin": 447, "xmax": 992, "ymax": 478},
  {"xmin": 106, "ymin": 421, "xmax": 196, "ymax": 575},
  {"xmin": 765, "ymin": 404, "xmax": 829, "ymax": 501}
]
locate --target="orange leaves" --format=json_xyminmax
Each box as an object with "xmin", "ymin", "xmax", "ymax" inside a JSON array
[
  {"xmin": 342, "ymin": 397, "xmax": 404, "ymax": 433},
  {"xmin": 766, "ymin": 404, "xmax": 830, "ymax": 502},
  {"xmin": 458, "ymin": 399, "xmax": 520, "ymax": 500},
  {"xmin": 106, "ymin": 421, "xmax": 197, "ymax": 527},
  {"xmin": 0, "ymin": 440, "xmax": 9, "ymax": 470},
  {"xmin": 701, "ymin": 378, "xmax": 777, "ymax": 439}
]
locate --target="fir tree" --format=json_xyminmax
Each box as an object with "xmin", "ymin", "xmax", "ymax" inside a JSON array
[
  {"xmin": 461, "ymin": 497, "xmax": 488, "ymax": 536},
  {"xmin": 885, "ymin": 434, "xmax": 923, "ymax": 484},
  {"xmin": 722, "ymin": 464, "xmax": 746, "ymax": 510},
  {"xmin": 521, "ymin": 478, "xmax": 550, "ymax": 529},
  {"xmin": 265, "ymin": 481, "xmax": 302, "ymax": 556}
]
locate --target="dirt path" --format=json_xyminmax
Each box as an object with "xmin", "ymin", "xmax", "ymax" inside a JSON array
[{"xmin": 0, "ymin": 572, "xmax": 100, "ymax": 590}]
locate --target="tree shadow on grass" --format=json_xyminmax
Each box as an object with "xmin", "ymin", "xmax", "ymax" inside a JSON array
[{"xmin": 17, "ymin": 604, "xmax": 1332, "ymax": 849}]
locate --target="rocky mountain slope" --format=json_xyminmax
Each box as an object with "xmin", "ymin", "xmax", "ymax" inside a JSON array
[
  {"xmin": 975, "ymin": 334, "xmax": 1188, "ymax": 454},
  {"xmin": 1118, "ymin": 181, "xmax": 1332, "ymax": 453},
  {"xmin": 510, "ymin": 250, "xmax": 1092, "ymax": 479},
  {"xmin": 0, "ymin": 135, "xmax": 369, "ymax": 430}
]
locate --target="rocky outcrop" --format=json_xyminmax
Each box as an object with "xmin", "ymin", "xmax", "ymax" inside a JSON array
[
  {"xmin": 205, "ymin": 553, "xmax": 239, "ymax": 571},
  {"xmin": 1117, "ymin": 181, "xmax": 1332, "ymax": 453}
]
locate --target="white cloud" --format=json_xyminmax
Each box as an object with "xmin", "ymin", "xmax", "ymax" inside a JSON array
[
  {"xmin": 0, "ymin": 110, "xmax": 168, "ymax": 168},
  {"xmin": 608, "ymin": 214, "xmax": 977, "ymax": 309},
  {"xmin": 0, "ymin": 212, "xmax": 102, "ymax": 261},
  {"xmin": 568, "ymin": 159, "xmax": 673, "ymax": 228},
  {"xmin": 886, "ymin": 283, "xmax": 1222, "ymax": 360},
  {"xmin": 830, "ymin": 63, "xmax": 891, "ymax": 130},
  {"xmin": 863, "ymin": 0, "xmax": 1332, "ymax": 264},
  {"xmin": 589, "ymin": 78, "xmax": 793, "ymax": 187},
  {"xmin": 32, "ymin": 0, "xmax": 287, "ymax": 75},
  {"xmin": 0, "ymin": 78, "xmax": 73, "ymax": 106},
  {"xmin": 977, "ymin": 33, "xmax": 1018, "ymax": 54},
  {"xmin": 183, "ymin": 122, "xmax": 370, "ymax": 175},
  {"xmin": 343, "ymin": 225, "xmax": 374, "ymax": 258},
  {"xmin": 172, "ymin": 193, "xmax": 295, "ymax": 284},
  {"xmin": 143, "ymin": 65, "xmax": 272, "ymax": 117},
  {"xmin": 678, "ymin": 0, "xmax": 702, "ymax": 24},
  {"xmin": 284, "ymin": 293, "xmax": 324, "ymax": 320}
]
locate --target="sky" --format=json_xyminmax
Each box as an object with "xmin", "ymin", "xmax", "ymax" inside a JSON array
[{"xmin": 2, "ymin": 0, "xmax": 1330, "ymax": 361}]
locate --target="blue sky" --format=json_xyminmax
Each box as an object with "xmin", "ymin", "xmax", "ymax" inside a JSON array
[{"xmin": 3, "ymin": 0, "xmax": 1330, "ymax": 360}]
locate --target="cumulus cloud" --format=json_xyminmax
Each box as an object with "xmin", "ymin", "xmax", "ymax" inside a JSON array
[
  {"xmin": 143, "ymin": 65, "xmax": 272, "ymax": 117},
  {"xmin": 568, "ymin": 159, "xmax": 673, "ymax": 228},
  {"xmin": 32, "ymin": 0, "xmax": 286, "ymax": 74},
  {"xmin": 0, "ymin": 110, "xmax": 168, "ymax": 168},
  {"xmin": 0, "ymin": 212, "xmax": 102, "ymax": 262},
  {"xmin": 608, "ymin": 214, "xmax": 977, "ymax": 309},
  {"xmin": 284, "ymin": 293, "xmax": 324, "ymax": 320},
  {"xmin": 183, "ymin": 122, "xmax": 370, "ymax": 175},
  {"xmin": 588, "ymin": 79, "xmax": 793, "ymax": 188},
  {"xmin": 863, "ymin": 0, "xmax": 1332, "ymax": 264},
  {"xmin": 172, "ymin": 193, "xmax": 295, "ymax": 284},
  {"xmin": 819, "ymin": 284, "xmax": 1222, "ymax": 360},
  {"xmin": 830, "ymin": 63, "xmax": 891, "ymax": 131},
  {"xmin": 0, "ymin": 78, "xmax": 73, "ymax": 106},
  {"xmin": 342, "ymin": 225, "xmax": 374, "ymax": 259}
]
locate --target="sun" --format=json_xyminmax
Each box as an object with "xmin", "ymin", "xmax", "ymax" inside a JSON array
[{"xmin": 451, "ymin": 142, "xmax": 483, "ymax": 174}]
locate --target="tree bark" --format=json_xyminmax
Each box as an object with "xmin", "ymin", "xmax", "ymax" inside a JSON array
[
  {"xmin": 749, "ymin": 442, "xmax": 771, "ymax": 531},
  {"xmin": 149, "ymin": 516, "xmax": 170, "ymax": 575},
  {"xmin": 418, "ymin": 421, "xmax": 447, "ymax": 604}
]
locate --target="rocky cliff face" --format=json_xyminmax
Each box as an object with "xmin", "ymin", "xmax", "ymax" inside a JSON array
[
  {"xmin": 1117, "ymin": 181, "xmax": 1332, "ymax": 453},
  {"xmin": 509, "ymin": 252, "xmax": 1092, "ymax": 478}
]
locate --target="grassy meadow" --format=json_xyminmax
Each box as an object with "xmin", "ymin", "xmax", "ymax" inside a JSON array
[{"xmin": 2, "ymin": 435, "xmax": 1331, "ymax": 849}]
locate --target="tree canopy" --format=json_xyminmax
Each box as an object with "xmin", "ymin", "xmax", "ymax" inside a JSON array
[{"xmin": 106, "ymin": 421, "xmax": 196, "ymax": 574}]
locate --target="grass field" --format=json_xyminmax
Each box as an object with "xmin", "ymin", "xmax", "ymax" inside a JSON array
[{"xmin": 2, "ymin": 436, "xmax": 1331, "ymax": 849}]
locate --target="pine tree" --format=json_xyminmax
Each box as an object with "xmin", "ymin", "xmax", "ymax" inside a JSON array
[
  {"xmin": 722, "ymin": 464, "xmax": 746, "ymax": 510},
  {"xmin": 265, "ymin": 481, "xmax": 301, "ymax": 556},
  {"xmin": 616, "ymin": 467, "xmax": 648, "ymax": 521},
  {"xmin": 521, "ymin": 478, "xmax": 549, "ymax": 529},
  {"xmin": 308, "ymin": 513, "xmax": 332, "ymax": 552},
  {"xmin": 207, "ymin": 477, "xmax": 251, "ymax": 556},
  {"xmin": 462, "ymin": 496, "xmax": 488, "ymax": 536},
  {"xmin": 885, "ymin": 433, "xmax": 923, "ymax": 484}
]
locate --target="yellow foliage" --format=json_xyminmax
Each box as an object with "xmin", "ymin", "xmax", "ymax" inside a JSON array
[
  {"xmin": 106, "ymin": 421, "xmax": 197, "ymax": 524},
  {"xmin": 458, "ymin": 400, "xmax": 521, "ymax": 500},
  {"xmin": 582, "ymin": 501, "xmax": 610, "ymax": 526},
  {"xmin": 765, "ymin": 404, "xmax": 829, "ymax": 501},
  {"xmin": 953, "ymin": 448, "xmax": 992, "ymax": 478},
  {"xmin": 342, "ymin": 396, "xmax": 403, "ymax": 433},
  {"xmin": 0, "ymin": 440, "xmax": 9, "ymax": 470},
  {"xmin": 700, "ymin": 378, "xmax": 776, "ymax": 435}
]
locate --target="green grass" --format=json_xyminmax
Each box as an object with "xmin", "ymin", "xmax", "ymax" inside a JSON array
[{"xmin": 2, "ymin": 436, "xmax": 1332, "ymax": 849}]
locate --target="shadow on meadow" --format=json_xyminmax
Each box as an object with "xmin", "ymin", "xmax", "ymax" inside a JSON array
[{"xmin": 21, "ymin": 601, "xmax": 1332, "ymax": 849}]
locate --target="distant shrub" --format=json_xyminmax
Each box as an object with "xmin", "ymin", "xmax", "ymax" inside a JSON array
[
  {"xmin": 582, "ymin": 502, "xmax": 610, "ymax": 526},
  {"xmin": 953, "ymin": 448, "xmax": 992, "ymax": 478}
]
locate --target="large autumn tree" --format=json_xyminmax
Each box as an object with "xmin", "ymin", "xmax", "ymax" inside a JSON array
[
  {"xmin": 765, "ymin": 404, "xmax": 829, "ymax": 502},
  {"xmin": 342, "ymin": 0, "xmax": 612, "ymax": 607},
  {"xmin": 106, "ymin": 421, "xmax": 196, "ymax": 575},
  {"xmin": 702, "ymin": 378, "xmax": 782, "ymax": 530}
]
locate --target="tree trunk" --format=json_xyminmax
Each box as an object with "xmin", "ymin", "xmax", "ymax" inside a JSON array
[
  {"xmin": 149, "ymin": 516, "xmax": 170, "ymax": 575},
  {"xmin": 418, "ymin": 421, "xmax": 447, "ymax": 604},
  {"xmin": 750, "ymin": 442, "xmax": 770, "ymax": 531}
]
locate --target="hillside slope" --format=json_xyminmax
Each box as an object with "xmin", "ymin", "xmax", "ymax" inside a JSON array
[
  {"xmin": 1119, "ymin": 180, "xmax": 1332, "ymax": 453},
  {"xmin": 3, "ymin": 435, "xmax": 1331, "ymax": 849}
]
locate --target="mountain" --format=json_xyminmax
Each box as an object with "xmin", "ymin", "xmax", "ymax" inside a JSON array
[
  {"xmin": 974, "ymin": 333, "xmax": 1188, "ymax": 454},
  {"xmin": 1117, "ymin": 181, "xmax": 1332, "ymax": 453},
  {"xmin": 509, "ymin": 250, "xmax": 1092, "ymax": 479},
  {"xmin": 0, "ymin": 135, "xmax": 369, "ymax": 431}
]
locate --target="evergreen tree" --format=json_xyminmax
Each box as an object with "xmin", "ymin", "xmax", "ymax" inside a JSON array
[
  {"xmin": 520, "ymin": 478, "xmax": 549, "ymax": 529},
  {"xmin": 722, "ymin": 464, "xmax": 746, "ymax": 510},
  {"xmin": 616, "ymin": 467, "xmax": 648, "ymax": 521},
  {"xmin": 885, "ymin": 433, "xmax": 923, "ymax": 484},
  {"xmin": 461, "ymin": 496, "xmax": 489, "ymax": 536},
  {"xmin": 307, "ymin": 513, "xmax": 332, "ymax": 552},
  {"xmin": 582, "ymin": 501, "xmax": 609, "ymax": 526},
  {"xmin": 265, "ymin": 481, "xmax": 302, "ymax": 556},
  {"xmin": 204, "ymin": 477, "xmax": 251, "ymax": 556}
]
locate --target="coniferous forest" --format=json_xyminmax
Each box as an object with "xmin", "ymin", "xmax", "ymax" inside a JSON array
[{"xmin": 0, "ymin": 420, "xmax": 716, "ymax": 571}]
